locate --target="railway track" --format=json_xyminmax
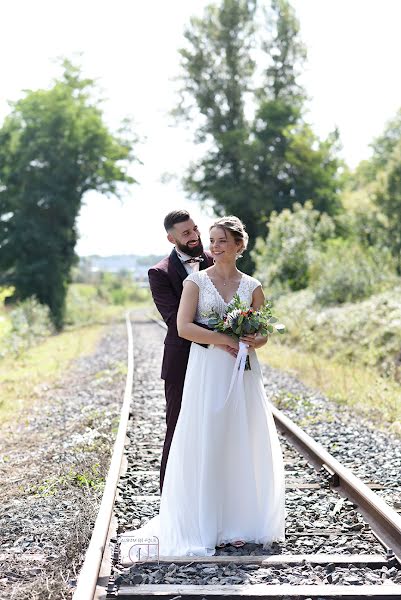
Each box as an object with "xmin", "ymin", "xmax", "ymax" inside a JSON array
[{"xmin": 73, "ymin": 314, "xmax": 401, "ymax": 600}]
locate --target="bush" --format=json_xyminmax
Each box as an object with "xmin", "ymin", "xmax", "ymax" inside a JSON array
[
  {"xmin": 309, "ymin": 240, "xmax": 397, "ymax": 305},
  {"xmin": 64, "ymin": 284, "xmax": 101, "ymax": 327},
  {"xmin": 252, "ymin": 201, "xmax": 336, "ymax": 296},
  {"xmin": 337, "ymin": 188, "xmax": 388, "ymax": 249},
  {"xmin": 65, "ymin": 279, "xmax": 150, "ymax": 328},
  {"xmin": 0, "ymin": 297, "xmax": 53, "ymax": 358},
  {"xmin": 272, "ymin": 283, "xmax": 401, "ymax": 381},
  {"xmin": 95, "ymin": 272, "xmax": 150, "ymax": 305}
]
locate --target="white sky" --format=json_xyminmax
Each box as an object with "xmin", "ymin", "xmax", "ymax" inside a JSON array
[{"xmin": 1, "ymin": 0, "xmax": 401, "ymax": 257}]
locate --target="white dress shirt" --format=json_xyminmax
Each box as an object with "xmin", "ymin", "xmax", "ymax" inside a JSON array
[{"xmin": 175, "ymin": 249, "xmax": 201, "ymax": 276}]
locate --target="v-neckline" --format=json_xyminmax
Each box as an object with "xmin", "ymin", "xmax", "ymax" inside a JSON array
[{"xmin": 205, "ymin": 271, "xmax": 244, "ymax": 305}]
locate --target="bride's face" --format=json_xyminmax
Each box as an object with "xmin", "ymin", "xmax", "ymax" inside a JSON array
[{"xmin": 209, "ymin": 226, "xmax": 242, "ymax": 262}]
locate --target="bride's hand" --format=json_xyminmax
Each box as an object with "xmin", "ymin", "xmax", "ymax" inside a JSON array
[
  {"xmin": 222, "ymin": 335, "xmax": 239, "ymax": 352},
  {"xmin": 214, "ymin": 344, "xmax": 238, "ymax": 358},
  {"xmin": 240, "ymin": 333, "xmax": 268, "ymax": 349}
]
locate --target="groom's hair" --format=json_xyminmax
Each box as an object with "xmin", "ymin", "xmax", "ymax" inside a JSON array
[{"xmin": 164, "ymin": 210, "xmax": 191, "ymax": 232}]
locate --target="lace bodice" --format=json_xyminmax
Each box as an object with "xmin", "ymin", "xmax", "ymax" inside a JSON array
[{"xmin": 184, "ymin": 270, "xmax": 262, "ymax": 325}]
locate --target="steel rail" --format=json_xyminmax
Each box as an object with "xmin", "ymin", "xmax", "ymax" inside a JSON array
[
  {"xmin": 270, "ymin": 405, "xmax": 401, "ymax": 564},
  {"xmin": 73, "ymin": 312, "xmax": 135, "ymax": 600}
]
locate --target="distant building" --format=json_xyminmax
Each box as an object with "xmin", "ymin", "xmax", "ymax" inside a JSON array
[{"xmin": 78, "ymin": 254, "xmax": 164, "ymax": 283}]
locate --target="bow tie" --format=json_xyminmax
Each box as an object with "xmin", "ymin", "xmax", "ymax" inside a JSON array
[{"xmin": 183, "ymin": 256, "xmax": 204, "ymax": 264}]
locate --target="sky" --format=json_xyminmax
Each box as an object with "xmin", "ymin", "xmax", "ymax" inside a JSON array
[{"xmin": 1, "ymin": 0, "xmax": 401, "ymax": 257}]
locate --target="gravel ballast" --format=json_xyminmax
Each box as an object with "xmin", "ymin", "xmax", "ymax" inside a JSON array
[
  {"xmin": 114, "ymin": 319, "xmax": 401, "ymax": 589},
  {"xmin": 0, "ymin": 320, "xmax": 129, "ymax": 600}
]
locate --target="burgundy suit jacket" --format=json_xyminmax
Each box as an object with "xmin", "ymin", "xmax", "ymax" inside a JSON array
[{"xmin": 148, "ymin": 248, "xmax": 213, "ymax": 383}]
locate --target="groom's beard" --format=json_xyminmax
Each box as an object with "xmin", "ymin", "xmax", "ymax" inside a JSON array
[{"xmin": 176, "ymin": 237, "xmax": 204, "ymax": 257}]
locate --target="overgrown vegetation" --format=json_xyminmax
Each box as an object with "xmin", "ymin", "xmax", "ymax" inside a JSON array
[
  {"xmin": 65, "ymin": 276, "xmax": 149, "ymax": 328},
  {"xmin": 0, "ymin": 273, "xmax": 150, "ymax": 361},
  {"xmin": 254, "ymin": 199, "xmax": 401, "ymax": 430},
  {"xmin": 0, "ymin": 322, "xmax": 104, "ymax": 423},
  {"xmin": 269, "ymin": 287, "xmax": 401, "ymax": 379},
  {"xmin": 0, "ymin": 294, "xmax": 54, "ymax": 359},
  {"xmin": 260, "ymin": 338, "xmax": 401, "ymax": 434}
]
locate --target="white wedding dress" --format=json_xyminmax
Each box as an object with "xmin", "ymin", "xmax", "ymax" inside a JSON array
[{"xmin": 121, "ymin": 271, "xmax": 285, "ymax": 563}]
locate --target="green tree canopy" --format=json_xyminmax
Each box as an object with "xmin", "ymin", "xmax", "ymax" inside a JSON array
[
  {"xmin": 374, "ymin": 138, "xmax": 401, "ymax": 272},
  {"xmin": 347, "ymin": 107, "xmax": 401, "ymax": 271},
  {"xmin": 0, "ymin": 60, "xmax": 137, "ymax": 329},
  {"xmin": 369, "ymin": 108, "xmax": 401, "ymax": 176},
  {"xmin": 176, "ymin": 0, "xmax": 343, "ymax": 272}
]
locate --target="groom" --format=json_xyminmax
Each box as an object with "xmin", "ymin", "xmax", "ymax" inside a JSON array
[{"xmin": 148, "ymin": 210, "xmax": 213, "ymax": 492}]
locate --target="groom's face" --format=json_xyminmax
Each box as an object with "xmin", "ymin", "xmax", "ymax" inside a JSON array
[{"xmin": 168, "ymin": 218, "xmax": 204, "ymax": 257}]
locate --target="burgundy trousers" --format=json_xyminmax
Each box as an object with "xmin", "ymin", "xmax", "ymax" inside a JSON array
[{"xmin": 160, "ymin": 379, "xmax": 185, "ymax": 493}]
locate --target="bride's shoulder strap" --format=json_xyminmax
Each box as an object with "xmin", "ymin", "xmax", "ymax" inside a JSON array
[
  {"xmin": 184, "ymin": 271, "xmax": 201, "ymax": 287},
  {"xmin": 245, "ymin": 273, "xmax": 262, "ymax": 293}
]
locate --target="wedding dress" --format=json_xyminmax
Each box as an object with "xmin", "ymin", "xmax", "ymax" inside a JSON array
[{"xmin": 120, "ymin": 271, "xmax": 285, "ymax": 563}]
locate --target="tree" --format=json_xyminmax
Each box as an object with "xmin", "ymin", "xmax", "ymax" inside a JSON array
[
  {"xmin": 252, "ymin": 113, "xmax": 343, "ymax": 216},
  {"xmin": 0, "ymin": 60, "xmax": 136, "ymax": 329},
  {"xmin": 369, "ymin": 108, "xmax": 401, "ymax": 176},
  {"xmin": 348, "ymin": 107, "xmax": 401, "ymax": 268},
  {"xmin": 176, "ymin": 0, "xmax": 343, "ymax": 273},
  {"xmin": 176, "ymin": 0, "xmax": 257, "ymax": 271},
  {"xmin": 252, "ymin": 201, "xmax": 335, "ymax": 294},
  {"xmin": 259, "ymin": 0, "xmax": 307, "ymax": 108},
  {"xmin": 249, "ymin": 0, "xmax": 343, "ymax": 218},
  {"xmin": 374, "ymin": 138, "xmax": 401, "ymax": 273}
]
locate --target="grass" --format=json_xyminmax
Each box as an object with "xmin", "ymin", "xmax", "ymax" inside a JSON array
[
  {"xmin": 64, "ymin": 282, "xmax": 151, "ymax": 328},
  {"xmin": 259, "ymin": 340, "xmax": 401, "ymax": 436},
  {"xmin": 0, "ymin": 313, "xmax": 11, "ymax": 340},
  {"xmin": 0, "ymin": 279, "xmax": 150, "ymax": 424},
  {"xmin": 0, "ymin": 324, "xmax": 106, "ymax": 424},
  {"xmin": 28, "ymin": 465, "xmax": 106, "ymax": 497},
  {"xmin": 0, "ymin": 307, "xmax": 12, "ymax": 347}
]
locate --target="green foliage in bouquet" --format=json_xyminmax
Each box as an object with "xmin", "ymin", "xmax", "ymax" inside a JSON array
[{"xmin": 206, "ymin": 294, "xmax": 285, "ymax": 340}]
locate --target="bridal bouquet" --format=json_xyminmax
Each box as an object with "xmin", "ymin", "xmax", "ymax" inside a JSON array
[
  {"xmin": 205, "ymin": 294, "xmax": 285, "ymax": 370},
  {"xmin": 204, "ymin": 294, "xmax": 285, "ymax": 412}
]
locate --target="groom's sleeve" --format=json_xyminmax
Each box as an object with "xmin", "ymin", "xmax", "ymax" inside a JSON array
[{"xmin": 148, "ymin": 267, "xmax": 180, "ymax": 331}]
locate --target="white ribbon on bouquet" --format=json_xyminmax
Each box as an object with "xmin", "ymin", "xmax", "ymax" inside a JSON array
[{"xmin": 213, "ymin": 341, "xmax": 249, "ymax": 413}]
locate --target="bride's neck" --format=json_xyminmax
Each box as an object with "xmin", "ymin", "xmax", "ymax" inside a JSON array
[{"xmin": 212, "ymin": 263, "xmax": 240, "ymax": 280}]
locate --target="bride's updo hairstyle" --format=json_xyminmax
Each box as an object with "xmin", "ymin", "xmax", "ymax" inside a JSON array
[{"xmin": 210, "ymin": 216, "xmax": 249, "ymax": 258}]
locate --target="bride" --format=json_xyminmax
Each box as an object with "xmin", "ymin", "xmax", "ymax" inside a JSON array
[{"xmin": 121, "ymin": 216, "xmax": 285, "ymax": 562}]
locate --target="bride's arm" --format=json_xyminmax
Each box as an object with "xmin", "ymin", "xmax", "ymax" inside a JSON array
[
  {"xmin": 251, "ymin": 284, "xmax": 265, "ymax": 311},
  {"xmin": 240, "ymin": 285, "xmax": 269, "ymax": 349},
  {"xmin": 177, "ymin": 281, "xmax": 238, "ymax": 349}
]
